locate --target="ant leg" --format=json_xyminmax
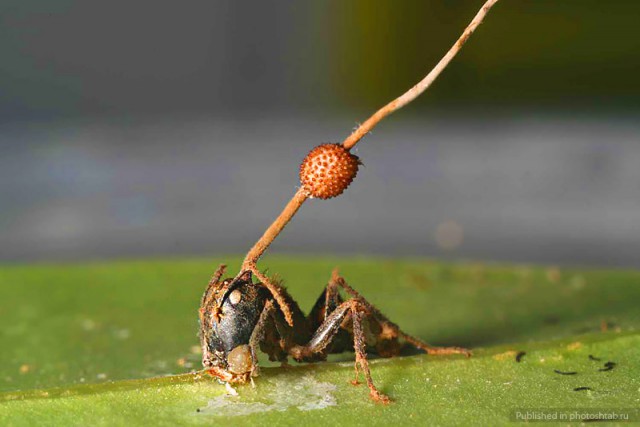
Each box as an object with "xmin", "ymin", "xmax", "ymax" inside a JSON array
[
  {"xmin": 248, "ymin": 300, "xmax": 279, "ymax": 377},
  {"xmin": 254, "ymin": 299, "xmax": 297, "ymax": 365},
  {"xmin": 306, "ymin": 272, "xmax": 344, "ymax": 329},
  {"xmin": 200, "ymin": 265, "xmax": 227, "ymax": 306},
  {"xmin": 351, "ymin": 301, "xmax": 391, "ymax": 404},
  {"xmin": 245, "ymin": 264, "xmax": 296, "ymax": 327},
  {"xmin": 290, "ymin": 302, "xmax": 352, "ymax": 360},
  {"xmin": 331, "ymin": 272, "xmax": 471, "ymax": 357},
  {"xmin": 399, "ymin": 333, "xmax": 471, "ymax": 357},
  {"xmin": 199, "ymin": 265, "xmax": 228, "ymax": 366},
  {"xmin": 289, "ymin": 299, "xmax": 391, "ymax": 404}
]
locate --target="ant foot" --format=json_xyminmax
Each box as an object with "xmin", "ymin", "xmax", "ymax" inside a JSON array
[{"xmin": 370, "ymin": 390, "xmax": 391, "ymax": 404}]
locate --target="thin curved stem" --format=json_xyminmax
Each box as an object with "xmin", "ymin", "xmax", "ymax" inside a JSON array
[
  {"xmin": 242, "ymin": 187, "xmax": 308, "ymax": 269},
  {"xmin": 342, "ymin": 0, "xmax": 499, "ymax": 150}
]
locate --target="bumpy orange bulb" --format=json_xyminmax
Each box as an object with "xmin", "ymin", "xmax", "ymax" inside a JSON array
[{"xmin": 299, "ymin": 143, "xmax": 360, "ymax": 199}]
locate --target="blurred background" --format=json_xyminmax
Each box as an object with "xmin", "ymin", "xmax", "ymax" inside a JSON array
[{"xmin": 1, "ymin": 0, "xmax": 639, "ymax": 267}]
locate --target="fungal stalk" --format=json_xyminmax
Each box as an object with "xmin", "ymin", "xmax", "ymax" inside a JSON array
[{"xmin": 239, "ymin": 0, "xmax": 500, "ymax": 325}]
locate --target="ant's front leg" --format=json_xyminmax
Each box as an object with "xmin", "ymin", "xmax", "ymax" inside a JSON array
[
  {"xmin": 251, "ymin": 300, "xmax": 296, "ymax": 369},
  {"xmin": 248, "ymin": 300, "xmax": 279, "ymax": 379},
  {"xmin": 289, "ymin": 298, "xmax": 391, "ymax": 404}
]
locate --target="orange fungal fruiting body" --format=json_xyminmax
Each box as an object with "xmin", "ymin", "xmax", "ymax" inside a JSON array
[{"xmin": 299, "ymin": 143, "xmax": 360, "ymax": 199}]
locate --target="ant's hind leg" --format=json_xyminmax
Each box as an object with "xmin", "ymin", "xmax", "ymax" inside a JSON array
[
  {"xmin": 398, "ymin": 332, "xmax": 471, "ymax": 357},
  {"xmin": 331, "ymin": 272, "xmax": 472, "ymax": 358}
]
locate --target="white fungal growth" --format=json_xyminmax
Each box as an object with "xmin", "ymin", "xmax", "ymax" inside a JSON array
[{"xmin": 197, "ymin": 375, "xmax": 337, "ymax": 417}]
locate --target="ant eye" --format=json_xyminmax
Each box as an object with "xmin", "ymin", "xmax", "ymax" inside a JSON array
[{"xmin": 228, "ymin": 289, "xmax": 242, "ymax": 305}]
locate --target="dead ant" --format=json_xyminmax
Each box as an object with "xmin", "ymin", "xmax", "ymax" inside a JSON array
[
  {"xmin": 198, "ymin": 0, "xmax": 499, "ymax": 403},
  {"xmin": 199, "ymin": 266, "xmax": 470, "ymax": 403}
]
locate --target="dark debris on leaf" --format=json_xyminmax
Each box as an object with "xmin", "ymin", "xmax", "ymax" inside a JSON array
[
  {"xmin": 554, "ymin": 369, "xmax": 578, "ymax": 375},
  {"xmin": 598, "ymin": 361, "xmax": 616, "ymax": 372}
]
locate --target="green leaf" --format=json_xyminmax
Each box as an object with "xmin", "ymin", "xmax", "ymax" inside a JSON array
[{"xmin": 1, "ymin": 257, "xmax": 639, "ymax": 426}]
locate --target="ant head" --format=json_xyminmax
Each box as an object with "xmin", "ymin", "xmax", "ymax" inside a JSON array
[{"xmin": 199, "ymin": 267, "xmax": 268, "ymax": 381}]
